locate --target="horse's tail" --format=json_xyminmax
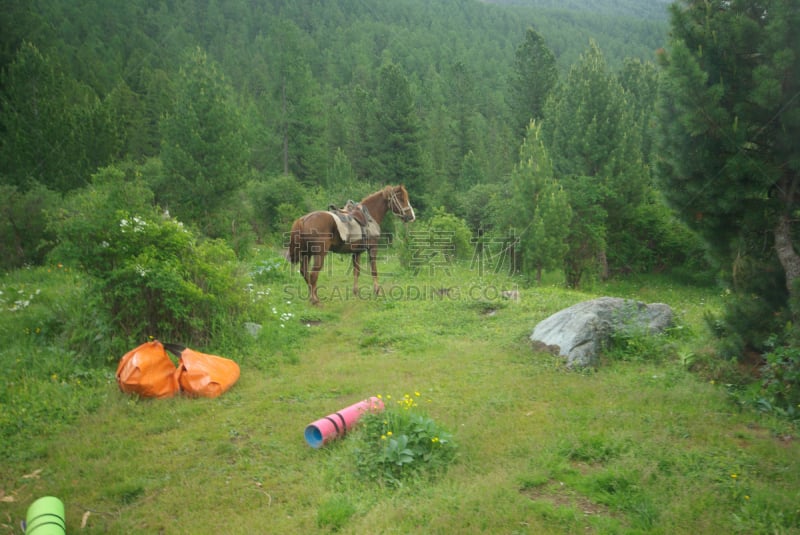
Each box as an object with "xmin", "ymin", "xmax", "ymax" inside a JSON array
[{"xmin": 287, "ymin": 217, "xmax": 304, "ymax": 264}]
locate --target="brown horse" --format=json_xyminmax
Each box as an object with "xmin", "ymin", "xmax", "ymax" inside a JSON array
[{"xmin": 288, "ymin": 185, "xmax": 415, "ymax": 305}]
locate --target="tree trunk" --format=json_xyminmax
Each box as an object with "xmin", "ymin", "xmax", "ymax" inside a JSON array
[
  {"xmin": 597, "ymin": 249, "xmax": 609, "ymax": 281},
  {"xmin": 774, "ymin": 213, "xmax": 800, "ymax": 295},
  {"xmin": 282, "ymin": 78, "xmax": 289, "ymax": 175}
]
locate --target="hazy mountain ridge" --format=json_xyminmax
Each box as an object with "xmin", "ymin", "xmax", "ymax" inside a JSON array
[{"xmin": 479, "ymin": 0, "xmax": 672, "ymax": 21}]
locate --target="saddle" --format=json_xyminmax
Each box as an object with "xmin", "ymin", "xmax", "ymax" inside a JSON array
[
  {"xmin": 328, "ymin": 200, "xmax": 370, "ymax": 227},
  {"xmin": 326, "ymin": 200, "xmax": 380, "ymax": 243}
]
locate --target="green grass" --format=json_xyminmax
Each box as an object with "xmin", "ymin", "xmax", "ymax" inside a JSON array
[{"xmin": 1, "ymin": 256, "xmax": 798, "ymax": 534}]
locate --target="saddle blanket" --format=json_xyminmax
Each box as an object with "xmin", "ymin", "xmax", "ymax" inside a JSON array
[{"xmin": 327, "ymin": 211, "xmax": 380, "ymax": 243}]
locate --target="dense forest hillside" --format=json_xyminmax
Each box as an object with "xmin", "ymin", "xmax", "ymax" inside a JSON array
[
  {"xmin": 0, "ymin": 0, "xmax": 667, "ymax": 189},
  {"xmin": 481, "ymin": 0, "xmax": 671, "ymax": 20},
  {"xmin": 0, "ymin": 0, "xmax": 687, "ymax": 292}
]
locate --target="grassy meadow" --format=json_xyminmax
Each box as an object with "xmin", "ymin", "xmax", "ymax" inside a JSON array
[{"xmin": 1, "ymin": 251, "xmax": 799, "ymax": 534}]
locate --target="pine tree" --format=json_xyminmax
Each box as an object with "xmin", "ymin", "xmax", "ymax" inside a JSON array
[
  {"xmin": 448, "ymin": 61, "xmax": 478, "ymax": 179},
  {"xmin": 509, "ymin": 28, "xmax": 558, "ymax": 139},
  {"xmin": 159, "ymin": 48, "xmax": 249, "ymax": 227},
  {"xmin": 326, "ymin": 147, "xmax": 355, "ymax": 188},
  {"xmin": 372, "ymin": 62, "xmax": 424, "ymax": 199},
  {"xmin": 510, "ymin": 121, "xmax": 572, "ymax": 283},
  {"xmin": 543, "ymin": 40, "xmax": 649, "ymax": 276},
  {"xmin": 560, "ymin": 175, "xmax": 607, "ymax": 288},
  {"xmin": 262, "ymin": 20, "xmax": 326, "ymax": 184},
  {"xmin": 657, "ymin": 0, "xmax": 800, "ymax": 316},
  {"xmin": 617, "ymin": 58, "xmax": 659, "ymax": 166},
  {"xmin": 0, "ymin": 42, "xmax": 114, "ymax": 192}
]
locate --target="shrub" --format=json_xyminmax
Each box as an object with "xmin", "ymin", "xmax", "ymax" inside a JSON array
[
  {"xmin": 456, "ymin": 182, "xmax": 506, "ymax": 233},
  {"xmin": 604, "ymin": 329, "xmax": 674, "ymax": 364},
  {"xmin": 754, "ymin": 341, "xmax": 800, "ymax": 420},
  {"xmin": 246, "ymin": 174, "xmax": 309, "ymax": 237},
  {"xmin": 0, "ymin": 183, "xmax": 60, "ymax": 270},
  {"xmin": 47, "ymin": 164, "xmax": 248, "ymax": 354},
  {"xmin": 352, "ymin": 393, "xmax": 457, "ymax": 488},
  {"xmin": 606, "ymin": 197, "xmax": 712, "ymax": 281},
  {"xmin": 397, "ymin": 208, "xmax": 473, "ymax": 272}
]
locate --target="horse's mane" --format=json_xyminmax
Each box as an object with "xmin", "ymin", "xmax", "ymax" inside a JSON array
[{"xmin": 361, "ymin": 186, "xmax": 394, "ymax": 203}]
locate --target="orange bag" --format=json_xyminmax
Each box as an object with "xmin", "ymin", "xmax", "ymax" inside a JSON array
[
  {"xmin": 165, "ymin": 344, "xmax": 240, "ymax": 398},
  {"xmin": 116, "ymin": 340, "xmax": 180, "ymax": 398}
]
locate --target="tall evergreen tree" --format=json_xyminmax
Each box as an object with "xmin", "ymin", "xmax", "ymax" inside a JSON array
[
  {"xmin": 159, "ymin": 48, "xmax": 249, "ymax": 227},
  {"xmin": 544, "ymin": 40, "xmax": 649, "ymax": 275},
  {"xmin": 371, "ymin": 62, "xmax": 424, "ymax": 200},
  {"xmin": 448, "ymin": 61, "xmax": 478, "ymax": 179},
  {"xmin": 509, "ymin": 28, "xmax": 558, "ymax": 139},
  {"xmin": 0, "ymin": 42, "xmax": 115, "ymax": 192},
  {"xmin": 345, "ymin": 84, "xmax": 378, "ymax": 181},
  {"xmin": 326, "ymin": 147, "xmax": 355, "ymax": 188},
  {"xmin": 264, "ymin": 20, "xmax": 326, "ymax": 184},
  {"xmin": 657, "ymin": 0, "xmax": 800, "ymax": 333},
  {"xmin": 617, "ymin": 58, "xmax": 659, "ymax": 166},
  {"xmin": 459, "ymin": 150, "xmax": 485, "ymax": 191},
  {"xmin": 509, "ymin": 121, "xmax": 572, "ymax": 283},
  {"xmin": 561, "ymin": 175, "xmax": 607, "ymax": 288}
]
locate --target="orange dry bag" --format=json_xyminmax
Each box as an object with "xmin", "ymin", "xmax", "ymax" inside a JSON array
[
  {"xmin": 116, "ymin": 340, "xmax": 180, "ymax": 398},
  {"xmin": 164, "ymin": 344, "xmax": 240, "ymax": 398}
]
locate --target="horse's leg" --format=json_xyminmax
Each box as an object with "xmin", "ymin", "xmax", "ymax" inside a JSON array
[
  {"xmin": 300, "ymin": 254, "xmax": 314, "ymax": 304},
  {"xmin": 352, "ymin": 252, "xmax": 361, "ymax": 297},
  {"xmin": 309, "ymin": 252, "xmax": 326, "ymax": 305},
  {"xmin": 369, "ymin": 245, "xmax": 382, "ymax": 296}
]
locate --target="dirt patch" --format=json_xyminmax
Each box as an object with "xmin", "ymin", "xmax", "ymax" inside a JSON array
[
  {"xmin": 521, "ymin": 480, "xmax": 612, "ymax": 517},
  {"xmin": 530, "ymin": 340, "xmax": 561, "ymax": 355},
  {"xmin": 732, "ymin": 422, "xmax": 794, "ymax": 449}
]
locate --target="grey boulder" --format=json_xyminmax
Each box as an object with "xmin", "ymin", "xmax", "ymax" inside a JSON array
[{"xmin": 530, "ymin": 297, "xmax": 673, "ymax": 367}]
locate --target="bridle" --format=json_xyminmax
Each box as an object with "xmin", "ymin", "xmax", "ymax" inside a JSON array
[{"xmin": 386, "ymin": 188, "xmax": 415, "ymax": 222}]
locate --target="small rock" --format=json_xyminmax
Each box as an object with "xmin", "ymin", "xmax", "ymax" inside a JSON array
[{"xmin": 244, "ymin": 322, "xmax": 262, "ymax": 338}]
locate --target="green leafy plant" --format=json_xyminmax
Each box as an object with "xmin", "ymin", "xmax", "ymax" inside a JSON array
[
  {"xmin": 604, "ymin": 328, "xmax": 672, "ymax": 363},
  {"xmin": 756, "ymin": 341, "xmax": 800, "ymax": 420},
  {"xmin": 317, "ymin": 495, "xmax": 357, "ymax": 531},
  {"xmin": 353, "ymin": 393, "xmax": 457, "ymax": 487},
  {"xmin": 397, "ymin": 208, "xmax": 474, "ymax": 271}
]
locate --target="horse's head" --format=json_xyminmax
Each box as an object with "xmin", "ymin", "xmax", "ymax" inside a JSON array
[{"xmin": 386, "ymin": 185, "xmax": 416, "ymax": 222}]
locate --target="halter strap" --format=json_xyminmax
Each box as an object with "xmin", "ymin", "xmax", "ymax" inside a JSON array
[{"xmin": 386, "ymin": 187, "xmax": 413, "ymax": 218}]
